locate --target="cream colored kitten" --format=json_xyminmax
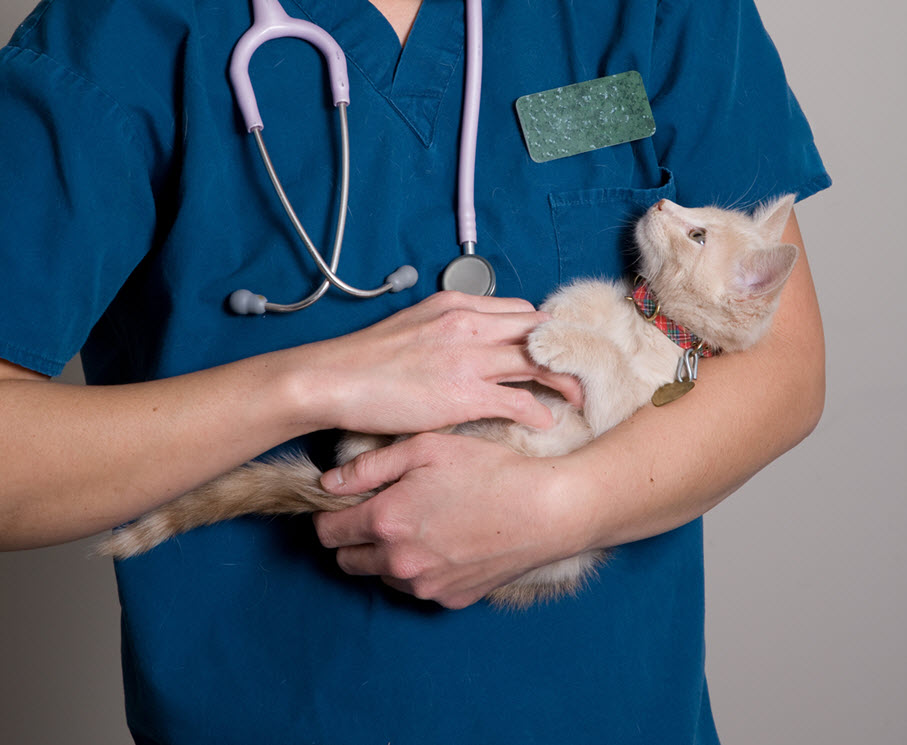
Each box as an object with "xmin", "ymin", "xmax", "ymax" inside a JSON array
[{"xmin": 99, "ymin": 196, "xmax": 799, "ymax": 608}]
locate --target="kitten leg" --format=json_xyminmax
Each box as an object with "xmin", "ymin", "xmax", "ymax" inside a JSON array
[
  {"xmin": 538, "ymin": 278, "xmax": 630, "ymax": 331},
  {"xmin": 96, "ymin": 454, "xmax": 374, "ymax": 559},
  {"xmin": 529, "ymin": 320, "xmax": 648, "ymax": 436}
]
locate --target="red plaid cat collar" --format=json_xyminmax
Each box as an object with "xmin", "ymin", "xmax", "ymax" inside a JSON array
[{"xmin": 627, "ymin": 279, "xmax": 716, "ymax": 357}]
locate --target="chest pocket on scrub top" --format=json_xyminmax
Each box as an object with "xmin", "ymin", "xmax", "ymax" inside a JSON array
[{"xmin": 549, "ymin": 167, "xmax": 676, "ymax": 284}]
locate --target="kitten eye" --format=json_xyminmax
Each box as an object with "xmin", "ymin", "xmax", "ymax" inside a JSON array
[{"xmin": 688, "ymin": 228, "xmax": 707, "ymax": 245}]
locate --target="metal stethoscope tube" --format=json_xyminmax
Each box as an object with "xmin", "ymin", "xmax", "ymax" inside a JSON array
[
  {"xmin": 229, "ymin": 102, "xmax": 418, "ymax": 316},
  {"xmin": 236, "ymin": 105, "xmax": 417, "ymax": 313}
]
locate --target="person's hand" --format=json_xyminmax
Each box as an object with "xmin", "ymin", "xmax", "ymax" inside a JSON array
[
  {"xmin": 304, "ymin": 291, "xmax": 583, "ymax": 435},
  {"xmin": 312, "ymin": 432, "xmax": 592, "ymax": 609}
]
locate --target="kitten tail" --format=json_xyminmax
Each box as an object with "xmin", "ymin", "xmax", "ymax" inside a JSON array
[{"xmin": 95, "ymin": 454, "xmax": 372, "ymax": 559}]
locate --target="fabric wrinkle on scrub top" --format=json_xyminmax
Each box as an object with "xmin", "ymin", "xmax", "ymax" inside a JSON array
[{"xmin": 0, "ymin": 0, "xmax": 830, "ymax": 743}]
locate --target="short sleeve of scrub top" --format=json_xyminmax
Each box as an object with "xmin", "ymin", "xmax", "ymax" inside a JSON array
[
  {"xmin": 0, "ymin": 1, "xmax": 829, "ymax": 744},
  {"xmin": 0, "ymin": 46, "xmax": 156, "ymax": 377}
]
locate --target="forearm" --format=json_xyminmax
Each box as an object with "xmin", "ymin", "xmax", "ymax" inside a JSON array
[
  {"xmin": 0, "ymin": 348, "xmax": 317, "ymax": 550},
  {"xmin": 1, "ymin": 293, "xmax": 578, "ymax": 551},
  {"xmin": 565, "ymin": 216, "xmax": 824, "ymax": 553},
  {"xmin": 310, "ymin": 216, "xmax": 825, "ymax": 609}
]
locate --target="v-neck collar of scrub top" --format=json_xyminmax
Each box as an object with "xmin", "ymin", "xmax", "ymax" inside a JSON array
[{"xmin": 286, "ymin": 0, "xmax": 465, "ymax": 147}]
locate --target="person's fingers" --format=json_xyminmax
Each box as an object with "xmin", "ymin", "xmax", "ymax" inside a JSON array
[
  {"xmin": 464, "ymin": 310, "xmax": 552, "ymax": 345},
  {"xmin": 475, "ymin": 343, "xmax": 585, "ymax": 412},
  {"xmin": 476, "ymin": 380, "xmax": 555, "ymax": 429},
  {"xmin": 423, "ymin": 291, "xmax": 536, "ymax": 316},
  {"xmin": 312, "ymin": 501, "xmax": 377, "ymax": 549},
  {"xmin": 333, "ymin": 543, "xmax": 385, "ymax": 576},
  {"xmin": 320, "ymin": 437, "xmax": 429, "ymax": 496},
  {"xmin": 527, "ymin": 370, "xmax": 585, "ymax": 409}
]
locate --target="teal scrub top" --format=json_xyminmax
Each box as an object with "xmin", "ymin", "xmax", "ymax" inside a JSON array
[{"xmin": 0, "ymin": 1, "xmax": 830, "ymax": 743}]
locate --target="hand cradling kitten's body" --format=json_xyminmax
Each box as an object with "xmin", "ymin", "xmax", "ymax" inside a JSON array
[{"xmin": 99, "ymin": 196, "xmax": 799, "ymax": 608}]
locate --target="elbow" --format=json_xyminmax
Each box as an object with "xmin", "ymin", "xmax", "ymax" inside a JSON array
[
  {"xmin": 0, "ymin": 503, "xmax": 30, "ymax": 552},
  {"xmin": 785, "ymin": 326, "xmax": 826, "ymax": 449},
  {"xmin": 799, "ymin": 358, "xmax": 826, "ymax": 442},
  {"xmin": 764, "ymin": 294, "xmax": 826, "ymax": 453}
]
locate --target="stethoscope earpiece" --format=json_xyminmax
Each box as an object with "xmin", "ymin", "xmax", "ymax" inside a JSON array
[
  {"xmin": 386, "ymin": 265, "xmax": 419, "ymax": 293},
  {"xmin": 228, "ymin": 264, "xmax": 418, "ymax": 315},
  {"xmin": 229, "ymin": 289, "xmax": 268, "ymax": 315}
]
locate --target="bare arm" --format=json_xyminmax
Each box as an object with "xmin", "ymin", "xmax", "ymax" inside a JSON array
[
  {"xmin": 0, "ymin": 293, "xmax": 581, "ymax": 551},
  {"xmin": 0, "ymin": 351, "xmax": 310, "ymax": 550},
  {"xmin": 314, "ymin": 211, "xmax": 824, "ymax": 608},
  {"xmin": 559, "ymin": 210, "xmax": 824, "ymax": 549}
]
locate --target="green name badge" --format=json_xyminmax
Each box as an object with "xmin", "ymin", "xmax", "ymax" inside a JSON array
[{"xmin": 515, "ymin": 71, "xmax": 656, "ymax": 163}]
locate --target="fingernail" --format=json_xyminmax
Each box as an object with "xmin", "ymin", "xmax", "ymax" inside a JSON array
[{"xmin": 321, "ymin": 468, "xmax": 346, "ymax": 491}]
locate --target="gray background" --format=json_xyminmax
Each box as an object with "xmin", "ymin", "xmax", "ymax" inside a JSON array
[{"xmin": 1, "ymin": 0, "xmax": 904, "ymax": 742}]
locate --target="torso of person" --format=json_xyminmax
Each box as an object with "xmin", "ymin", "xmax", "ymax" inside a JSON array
[{"xmin": 0, "ymin": 1, "xmax": 830, "ymax": 742}]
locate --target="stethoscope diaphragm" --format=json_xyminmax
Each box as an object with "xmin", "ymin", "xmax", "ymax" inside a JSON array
[{"xmin": 441, "ymin": 254, "xmax": 496, "ymax": 296}]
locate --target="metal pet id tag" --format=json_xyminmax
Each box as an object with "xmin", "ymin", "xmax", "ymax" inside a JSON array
[
  {"xmin": 652, "ymin": 348, "xmax": 701, "ymax": 406},
  {"xmin": 652, "ymin": 380, "xmax": 695, "ymax": 407}
]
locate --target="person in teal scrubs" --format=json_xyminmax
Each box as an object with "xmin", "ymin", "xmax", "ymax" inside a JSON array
[{"xmin": 0, "ymin": 0, "xmax": 829, "ymax": 742}]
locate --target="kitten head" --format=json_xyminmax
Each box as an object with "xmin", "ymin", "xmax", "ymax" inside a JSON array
[{"xmin": 633, "ymin": 196, "xmax": 799, "ymax": 351}]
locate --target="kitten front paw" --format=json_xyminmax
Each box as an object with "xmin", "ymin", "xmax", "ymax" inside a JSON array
[
  {"xmin": 528, "ymin": 319, "xmax": 608, "ymax": 379},
  {"xmin": 527, "ymin": 319, "xmax": 578, "ymax": 373}
]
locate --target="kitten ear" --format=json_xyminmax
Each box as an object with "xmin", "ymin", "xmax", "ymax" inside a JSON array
[
  {"xmin": 731, "ymin": 243, "xmax": 799, "ymax": 298},
  {"xmin": 754, "ymin": 194, "xmax": 797, "ymax": 243}
]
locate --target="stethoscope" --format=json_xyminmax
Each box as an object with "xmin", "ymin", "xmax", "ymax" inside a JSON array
[{"xmin": 228, "ymin": 0, "xmax": 494, "ymax": 315}]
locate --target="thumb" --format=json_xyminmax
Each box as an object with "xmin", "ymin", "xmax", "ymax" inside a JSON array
[{"xmin": 320, "ymin": 436, "xmax": 429, "ymax": 495}]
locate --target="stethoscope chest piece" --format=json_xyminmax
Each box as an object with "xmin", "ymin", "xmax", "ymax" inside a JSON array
[{"xmin": 441, "ymin": 254, "xmax": 496, "ymax": 296}]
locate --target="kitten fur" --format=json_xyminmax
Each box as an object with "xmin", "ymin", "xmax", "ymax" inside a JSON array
[{"xmin": 98, "ymin": 196, "xmax": 799, "ymax": 608}]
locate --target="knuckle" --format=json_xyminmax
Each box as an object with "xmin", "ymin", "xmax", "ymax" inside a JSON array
[
  {"xmin": 439, "ymin": 594, "xmax": 472, "ymax": 611},
  {"xmin": 371, "ymin": 516, "xmax": 398, "ymax": 545},
  {"xmin": 437, "ymin": 308, "xmax": 476, "ymax": 337},
  {"xmin": 420, "ymin": 291, "xmax": 465, "ymax": 320},
  {"xmin": 312, "ymin": 513, "xmax": 337, "ymax": 548},
  {"xmin": 432, "ymin": 290, "xmax": 465, "ymax": 308},
  {"xmin": 335, "ymin": 549, "xmax": 357, "ymax": 574},
  {"xmin": 369, "ymin": 503, "xmax": 407, "ymax": 544},
  {"xmin": 386, "ymin": 553, "xmax": 422, "ymax": 582},
  {"xmin": 408, "ymin": 431, "xmax": 443, "ymax": 450},
  {"xmin": 407, "ymin": 431, "xmax": 451, "ymax": 459},
  {"xmin": 346, "ymin": 449, "xmax": 378, "ymax": 482},
  {"xmin": 408, "ymin": 577, "xmax": 439, "ymax": 602}
]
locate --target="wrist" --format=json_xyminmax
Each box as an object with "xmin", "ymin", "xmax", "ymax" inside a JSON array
[
  {"xmin": 546, "ymin": 439, "xmax": 654, "ymax": 555},
  {"xmin": 263, "ymin": 343, "xmax": 338, "ymax": 436},
  {"xmin": 531, "ymin": 453, "xmax": 606, "ymax": 559},
  {"xmin": 271, "ymin": 334, "xmax": 383, "ymax": 436}
]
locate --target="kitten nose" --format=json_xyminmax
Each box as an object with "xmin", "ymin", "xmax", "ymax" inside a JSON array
[{"xmin": 655, "ymin": 199, "xmax": 666, "ymax": 211}]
